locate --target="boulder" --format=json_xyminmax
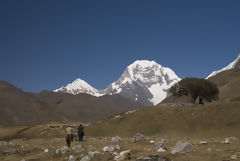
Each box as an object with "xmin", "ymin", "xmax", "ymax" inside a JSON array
[
  {"xmin": 68, "ymin": 155, "xmax": 78, "ymax": 161},
  {"xmin": 171, "ymin": 141, "xmax": 194, "ymax": 154},
  {"xmin": 157, "ymin": 148, "xmax": 166, "ymax": 152},
  {"xmin": 199, "ymin": 140, "xmax": 207, "ymax": 144},
  {"xmin": 230, "ymin": 154, "xmax": 237, "ymax": 160},
  {"xmin": 80, "ymin": 155, "xmax": 91, "ymax": 161},
  {"xmin": 137, "ymin": 155, "xmax": 170, "ymax": 161},
  {"xmin": 132, "ymin": 133, "xmax": 147, "ymax": 142},
  {"xmin": 103, "ymin": 145, "xmax": 120, "ymax": 152},
  {"xmin": 223, "ymin": 138, "xmax": 230, "ymax": 144},
  {"xmin": 88, "ymin": 151, "xmax": 101, "ymax": 158},
  {"xmin": 72, "ymin": 144, "xmax": 82, "ymax": 150},
  {"xmin": 56, "ymin": 146, "xmax": 69, "ymax": 154},
  {"xmin": 150, "ymin": 140, "xmax": 155, "ymax": 144},
  {"xmin": 153, "ymin": 141, "xmax": 166, "ymax": 151},
  {"xmin": 114, "ymin": 149, "xmax": 131, "ymax": 161},
  {"xmin": 112, "ymin": 136, "xmax": 121, "ymax": 143}
]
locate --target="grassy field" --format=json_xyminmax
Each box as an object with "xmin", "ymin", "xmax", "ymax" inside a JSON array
[
  {"xmin": 86, "ymin": 101, "xmax": 240, "ymax": 138},
  {"xmin": 1, "ymin": 101, "xmax": 240, "ymax": 161}
]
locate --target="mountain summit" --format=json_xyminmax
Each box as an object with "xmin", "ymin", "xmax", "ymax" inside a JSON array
[
  {"xmin": 54, "ymin": 60, "xmax": 181, "ymax": 105},
  {"xmin": 54, "ymin": 78, "xmax": 103, "ymax": 97},
  {"xmin": 103, "ymin": 60, "xmax": 181, "ymax": 105},
  {"xmin": 206, "ymin": 54, "xmax": 240, "ymax": 79}
]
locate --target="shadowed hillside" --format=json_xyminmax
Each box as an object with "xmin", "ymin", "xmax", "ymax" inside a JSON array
[
  {"xmin": 0, "ymin": 81, "xmax": 142, "ymax": 125},
  {"xmin": 0, "ymin": 81, "xmax": 63, "ymax": 125},
  {"xmin": 34, "ymin": 91, "xmax": 143, "ymax": 122}
]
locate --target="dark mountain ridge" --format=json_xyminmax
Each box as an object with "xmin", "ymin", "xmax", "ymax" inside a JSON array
[{"xmin": 0, "ymin": 80, "xmax": 142, "ymax": 125}]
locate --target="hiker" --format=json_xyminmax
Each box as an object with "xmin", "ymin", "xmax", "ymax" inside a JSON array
[
  {"xmin": 77, "ymin": 124, "xmax": 84, "ymax": 141},
  {"xmin": 65, "ymin": 126, "xmax": 73, "ymax": 147},
  {"xmin": 199, "ymin": 97, "xmax": 204, "ymax": 104}
]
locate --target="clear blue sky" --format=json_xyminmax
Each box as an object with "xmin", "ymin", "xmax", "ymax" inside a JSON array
[{"xmin": 1, "ymin": 0, "xmax": 240, "ymax": 92}]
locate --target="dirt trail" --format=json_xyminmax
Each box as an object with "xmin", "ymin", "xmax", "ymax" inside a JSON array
[{"xmin": 0, "ymin": 126, "xmax": 33, "ymax": 141}]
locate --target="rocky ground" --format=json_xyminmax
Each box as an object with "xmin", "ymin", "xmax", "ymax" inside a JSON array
[{"xmin": 1, "ymin": 133, "xmax": 240, "ymax": 161}]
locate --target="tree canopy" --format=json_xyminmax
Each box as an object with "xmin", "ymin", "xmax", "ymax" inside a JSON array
[{"xmin": 169, "ymin": 78, "xmax": 219, "ymax": 103}]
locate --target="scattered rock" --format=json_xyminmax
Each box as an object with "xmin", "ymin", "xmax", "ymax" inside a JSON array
[
  {"xmin": 230, "ymin": 154, "xmax": 237, "ymax": 160},
  {"xmin": 153, "ymin": 141, "xmax": 166, "ymax": 151},
  {"xmin": 207, "ymin": 148, "xmax": 212, "ymax": 152},
  {"xmin": 137, "ymin": 156, "xmax": 151, "ymax": 161},
  {"xmin": 76, "ymin": 149, "xmax": 84, "ymax": 153},
  {"xmin": 88, "ymin": 151, "xmax": 101, "ymax": 158},
  {"xmin": 4, "ymin": 148, "xmax": 17, "ymax": 154},
  {"xmin": 112, "ymin": 136, "xmax": 121, "ymax": 143},
  {"xmin": 56, "ymin": 146, "xmax": 69, "ymax": 154},
  {"xmin": 157, "ymin": 148, "xmax": 166, "ymax": 152},
  {"xmin": 114, "ymin": 115, "xmax": 121, "ymax": 119},
  {"xmin": 199, "ymin": 140, "xmax": 207, "ymax": 144},
  {"xmin": 8, "ymin": 142, "xmax": 15, "ymax": 146},
  {"xmin": 80, "ymin": 155, "xmax": 91, "ymax": 161},
  {"xmin": 125, "ymin": 110, "xmax": 137, "ymax": 115},
  {"xmin": 230, "ymin": 137, "xmax": 237, "ymax": 140},
  {"xmin": 163, "ymin": 136, "xmax": 169, "ymax": 140},
  {"xmin": 183, "ymin": 136, "xmax": 190, "ymax": 140},
  {"xmin": 144, "ymin": 148, "xmax": 152, "ymax": 152},
  {"xmin": 68, "ymin": 155, "xmax": 78, "ymax": 161},
  {"xmin": 171, "ymin": 141, "xmax": 194, "ymax": 154},
  {"xmin": 132, "ymin": 133, "xmax": 147, "ymax": 142},
  {"xmin": 72, "ymin": 144, "xmax": 83, "ymax": 150},
  {"xmin": 116, "ymin": 145, "xmax": 120, "ymax": 150},
  {"xmin": 103, "ymin": 145, "xmax": 120, "ymax": 152},
  {"xmin": 22, "ymin": 148, "xmax": 29, "ymax": 154},
  {"xmin": 222, "ymin": 138, "xmax": 230, "ymax": 144},
  {"xmin": 114, "ymin": 149, "xmax": 131, "ymax": 161},
  {"xmin": 137, "ymin": 155, "xmax": 170, "ymax": 161},
  {"xmin": 98, "ymin": 136, "xmax": 104, "ymax": 140}
]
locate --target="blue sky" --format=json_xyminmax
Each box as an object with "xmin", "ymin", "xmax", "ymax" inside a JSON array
[{"xmin": 1, "ymin": 0, "xmax": 240, "ymax": 92}]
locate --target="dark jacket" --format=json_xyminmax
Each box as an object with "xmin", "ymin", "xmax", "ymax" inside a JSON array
[{"xmin": 77, "ymin": 125, "xmax": 84, "ymax": 136}]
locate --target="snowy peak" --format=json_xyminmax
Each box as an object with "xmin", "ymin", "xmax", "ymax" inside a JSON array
[
  {"xmin": 54, "ymin": 78, "xmax": 103, "ymax": 97},
  {"xmin": 126, "ymin": 60, "xmax": 179, "ymax": 83},
  {"xmin": 207, "ymin": 54, "xmax": 240, "ymax": 79},
  {"xmin": 104, "ymin": 60, "xmax": 181, "ymax": 105}
]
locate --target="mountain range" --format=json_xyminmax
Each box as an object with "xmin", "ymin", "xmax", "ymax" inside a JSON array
[
  {"xmin": 55, "ymin": 60, "xmax": 181, "ymax": 105},
  {"xmin": 1, "ymin": 55, "xmax": 240, "ymax": 125},
  {"xmin": 55, "ymin": 55, "xmax": 240, "ymax": 105}
]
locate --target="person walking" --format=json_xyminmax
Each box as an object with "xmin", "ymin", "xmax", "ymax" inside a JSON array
[
  {"xmin": 65, "ymin": 126, "xmax": 73, "ymax": 147},
  {"xmin": 77, "ymin": 124, "xmax": 84, "ymax": 141}
]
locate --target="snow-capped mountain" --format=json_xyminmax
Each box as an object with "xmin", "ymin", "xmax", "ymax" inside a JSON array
[
  {"xmin": 54, "ymin": 60, "xmax": 181, "ymax": 105},
  {"xmin": 206, "ymin": 54, "xmax": 240, "ymax": 79},
  {"xmin": 54, "ymin": 78, "xmax": 104, "ymax": 97},
  {"xmin": 103, "ymin": 60, "xmax": 181, "ymax": 105}
]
